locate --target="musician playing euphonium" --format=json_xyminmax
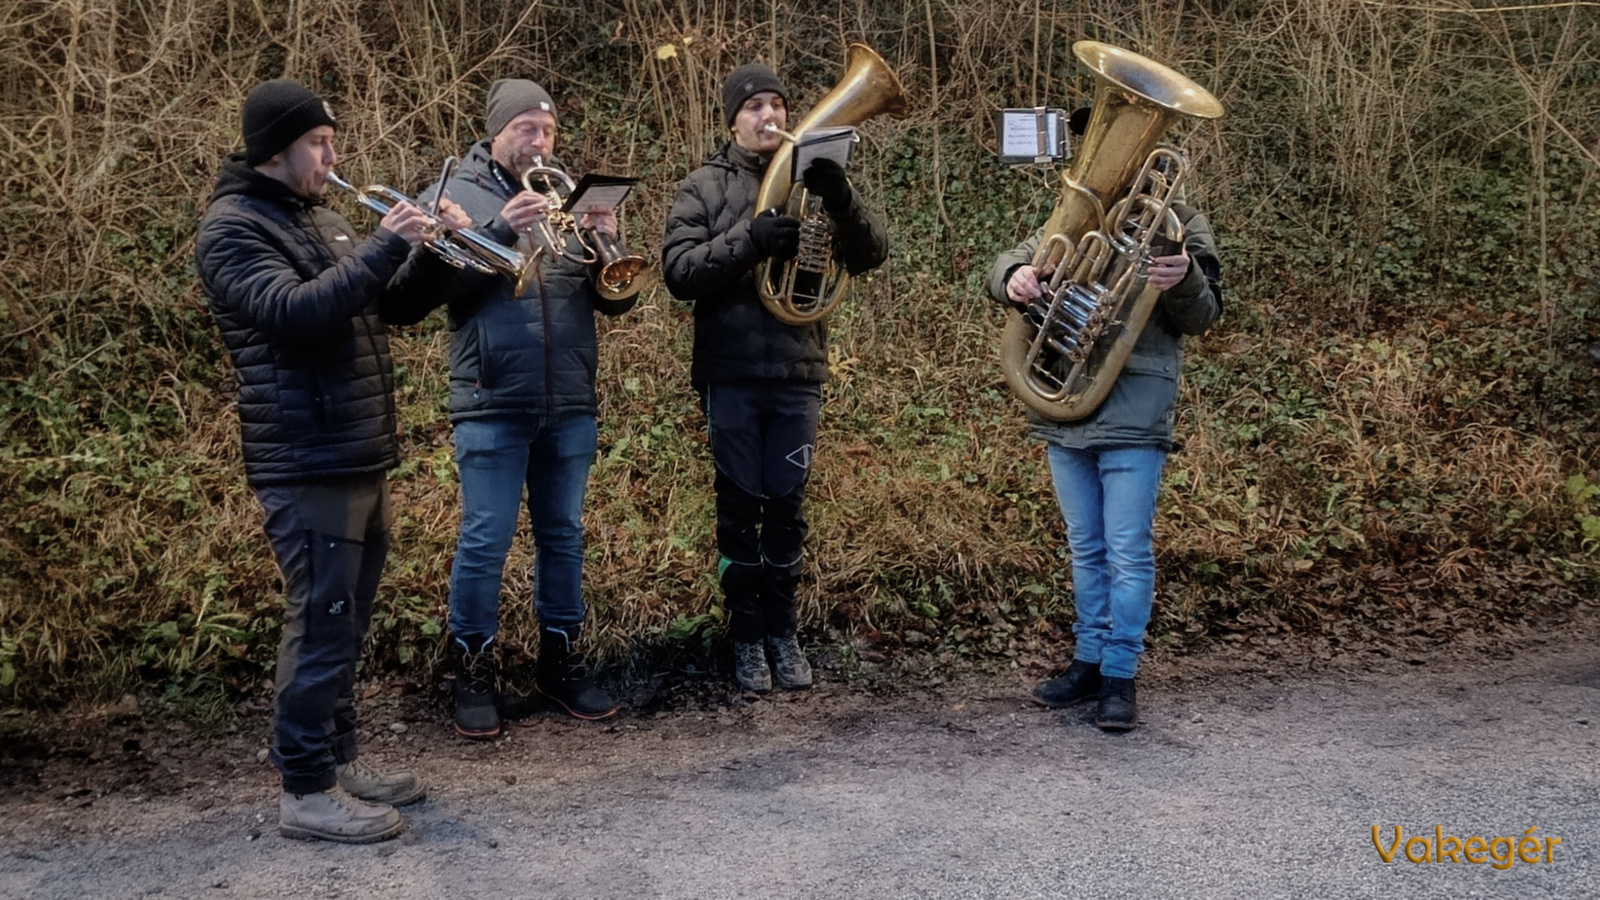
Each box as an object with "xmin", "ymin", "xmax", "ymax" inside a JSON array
[
  {"xmin": 661, "ymin": 63, "xmax": 889, "ymax": 694},
  {"xmin": 988, "ymin": 116, "xmax": 1223, "ymax": 732},
  {"xmin": 385, "ymin": 79, "xmax": 634, "ymax": 739},
  {"xmin": 195, "ymin": 78, "xmax": 472, "ymax": 843}
]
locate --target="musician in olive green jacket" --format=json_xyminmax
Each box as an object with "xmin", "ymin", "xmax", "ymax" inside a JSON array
[{"xmin": 988, "ymin": 201, "xmax": 1220, "ymax": 731}]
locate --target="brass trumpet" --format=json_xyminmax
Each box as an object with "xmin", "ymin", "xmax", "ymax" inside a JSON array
[{"xmin": 519, "ymin": 159, "xmax": 652, "ymax": 301}]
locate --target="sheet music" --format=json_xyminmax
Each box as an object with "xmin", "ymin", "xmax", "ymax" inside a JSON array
[
  {"xmin": 562, "ymin": 174, "xmax": 637, "ymax": 216},
  {"xmin": 792, "ymin": 126, "xmax": 858, "ymax": 180},
  {"xmin": 999, "ymin": 110, "xmax": 1059, "ymax": 159}
]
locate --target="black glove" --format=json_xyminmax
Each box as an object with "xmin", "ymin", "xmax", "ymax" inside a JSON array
[
  {"xmin": 749, "ymin": 211, "xmax": 802, "ymax": 261},
  {"xmin": 802, "ymin": 158, "xmax": 852, "ymax": 215}
]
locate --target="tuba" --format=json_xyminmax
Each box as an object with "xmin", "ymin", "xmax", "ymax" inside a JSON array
[
  {"xmin": 998, "ymin": 42, "xmax": 1223, "ymax": 421},
  {"xmin": 520, "ymin": 159, "xmax": 652, "ymax": 302},
  {"xmin": 754, "ymin": 43, "xmax": 909, "ymax": 326}
]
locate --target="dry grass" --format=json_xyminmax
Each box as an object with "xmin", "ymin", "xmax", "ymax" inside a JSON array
[{"xmin": 3, "ymin": 0, "xmax": 1600, "ymax": 702}]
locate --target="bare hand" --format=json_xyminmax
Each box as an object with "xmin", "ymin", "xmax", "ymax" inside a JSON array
[
  {"xmin": 435, "ymin": 197, "xmax": 473, "ymax": 232},
  {"xmin": 1146, "ymin": 253, "xmax": 1190, "ymax": 292},
  {"xmin": 379, "ymin": 201, "xmax": 432, "ymax": 245},
  {"xmin": 1005, "ymin": 264, "xmax": 1048, "ymax": 307},
  {"xmin": 501, "ymin": 191, "xmax": 552, "ymax": 234},
  {"xmin": 580, "ymin": 209, "xmax": 618, "ymax": 239}
]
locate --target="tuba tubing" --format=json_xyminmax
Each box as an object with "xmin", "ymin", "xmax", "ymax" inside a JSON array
[
  {"xmin": 999, "ymin": 42, "xmax": 1223, "ymax": 422},
  {"xmin": 753, "ymin": 43, "xmax": 908, "ymax": 326}
]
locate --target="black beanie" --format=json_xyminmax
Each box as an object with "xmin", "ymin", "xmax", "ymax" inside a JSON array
[
  {"xmin": 486, "ymin": 79, "xmax": 558, "ymax": 138},
  {"xmin": 721, "ymin": 63, "xmax": 787, "ymax": 128},
  {"xmin": 242, "ymin": 79, "xmax": 337, "ymax": 166}
]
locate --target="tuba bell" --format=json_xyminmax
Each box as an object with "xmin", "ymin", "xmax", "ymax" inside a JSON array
[
  {"xmin": 998, "ymin": 42, "xmax": 1223, "ymax": 421},
  {"xmin": 754, "ymin": 43, "xmax": 908, "ymax": 326}
]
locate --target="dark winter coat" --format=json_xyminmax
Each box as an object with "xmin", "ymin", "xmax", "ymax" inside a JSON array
[
  {"xmin": 660, "ymin": 141, "xmax": 889, "ymax": 387},
  {"xmin": 384, "ymin": 140, "xmax": 636, "ymax": 423},
  {"xmin": 195, "ymin": 156, "xmax": 453, "ymax": 486},
  {"xmin": 987, "ymin": 203, "xmax": 1222, "ymax": 450}
]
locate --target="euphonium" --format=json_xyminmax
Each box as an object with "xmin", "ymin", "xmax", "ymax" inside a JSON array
[
  {"xmin": 998, "ymin": 42, "xmax": 1223, "ymax": 421},
  {"xmin": 754, "ymin": 43, "xmax": 908, "ymax": 326},
  {"xmin": 519, "ymin": 159, "xmax": 652, "ymax": 301}
]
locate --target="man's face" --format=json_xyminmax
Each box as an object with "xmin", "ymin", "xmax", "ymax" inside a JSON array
[
  {"xmin": 731, "ymin": 92, "xmax": 787, "ymax": 154},
  {"xmin": 491, "ymin": 108, "xmax": 558, "ymax": 175},
  {"xmin": 259, "ymin": 125, "xmax": 338, "ymax": 199}
]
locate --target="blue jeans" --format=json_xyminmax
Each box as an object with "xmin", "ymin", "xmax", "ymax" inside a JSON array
[
  {"xmin": 1046, "ymin": 444, "xmax": 1167, "ymax": 679},
  {"xmin": 449, "ymin": 414, "xmax": 598, "ymax": 646}
]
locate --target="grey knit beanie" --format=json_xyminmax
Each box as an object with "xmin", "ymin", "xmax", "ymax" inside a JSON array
[
  {"xmin": 486, "ymin": 78, "xmax": 557, "ymax": 138},
  {"xmin": 721, "ymin": 64, "xmax": 787, "ymax": 128}
]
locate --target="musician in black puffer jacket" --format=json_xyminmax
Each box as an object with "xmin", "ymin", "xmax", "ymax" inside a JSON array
[
  {"xmin": 195, "ymin": 79, "xmax": 464, "ymax": 844},
  {"xmin": 661, "ymin": 63, "xmax": 889, "ymax": 695}
]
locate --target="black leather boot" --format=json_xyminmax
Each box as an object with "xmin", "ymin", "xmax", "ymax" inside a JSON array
[
  {"xmin": 454, "ymin": 637, "xmax": 500, "ymax": 740},
  {"xmin": 1033, "ymin": 660, "xmax": 1101, "ymax": 708},
  {"xmin": 535, "ymin": 624, "xmax": 618, "ymax": 720},
  {"xmin": 1095, "ymin": 676, "xmax": 1138, "ymax": 731}
]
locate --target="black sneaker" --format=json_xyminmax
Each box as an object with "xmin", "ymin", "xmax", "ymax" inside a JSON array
[
  {"xmin": 1032, "ymin": 660, "xmax": 1101, "ymax": 708},
  {"xmin": 1095, "ymin": 676, "xmax": 1138, "ymax": 731}
]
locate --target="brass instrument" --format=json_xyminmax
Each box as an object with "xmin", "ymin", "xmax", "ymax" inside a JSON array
[
  {"xmin": 998, "ymin": 42, "xmax": 1223, "ymax": 421},
  {"xmin": 519, "ymin": 159, "xmax": 652, "ymax": 302},
  {"xmin": 754, "ymin": 43, "xmax": 908, "ymax": 326},
  {"xmin": 326, "ymin": 165, "xmax": 537, "ymax": 294}
]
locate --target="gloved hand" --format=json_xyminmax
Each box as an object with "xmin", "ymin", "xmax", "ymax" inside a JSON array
[
  {"xmin": 802, "ymin": 158, "xmax": 852, "ymax": 215},
  {"xmin": 749, "ymin": 211, "xmax": 802, "ymax": 261}
]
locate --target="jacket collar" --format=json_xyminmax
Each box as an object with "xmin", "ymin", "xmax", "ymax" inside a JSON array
[{"xmin": 208, "ymin": 154, "xmax": 323, "ymax": 210}]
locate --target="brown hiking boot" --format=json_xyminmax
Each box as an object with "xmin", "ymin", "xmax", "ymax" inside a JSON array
[
  {"xmin": 278, "ymin": 785, "xmax": 404, "ymax": 844},
  {"xmin": 336, "ymin": 758, "xmax": 425, "ymax": 807}
]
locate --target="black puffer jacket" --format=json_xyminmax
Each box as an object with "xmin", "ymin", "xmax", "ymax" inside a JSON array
[
  {"xmin": 195, "ymin": 155, "xmax": 451, "ymax": 485},
  {"xmin": 661, "ymin": 141, "xmax": 889, "ymax": 387},
  {"xmin": 385, "ymin": 141, "xmax": 636, "ymax": 423}
]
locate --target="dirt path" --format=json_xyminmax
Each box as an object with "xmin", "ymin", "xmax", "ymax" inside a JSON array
[{"xmin": 4, "ymin": 622, "xmax": 1598, "ymax": 900}]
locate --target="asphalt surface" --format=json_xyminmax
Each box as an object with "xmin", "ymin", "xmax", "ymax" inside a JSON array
[{"xmin": 3, "ymin": 634, "xmax": 1597, "ymax": 899}]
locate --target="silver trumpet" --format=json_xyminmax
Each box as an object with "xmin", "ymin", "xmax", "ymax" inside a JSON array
[{"xmin": 327, "ymin": 162, "xmax": 537, "ymax": 293}]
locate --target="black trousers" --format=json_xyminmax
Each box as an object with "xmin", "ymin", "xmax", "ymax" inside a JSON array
[
  {"xmin": 702, "ymin": 381, "xmax": 821, "ymax": 642},
  {"xmin": 254, "ymin": 473, "xmax": 390, "ymax": 795}
]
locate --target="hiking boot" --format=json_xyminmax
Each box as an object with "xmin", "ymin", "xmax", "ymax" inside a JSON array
[
  {"xmin": 279, "ymin": 785, "xmax": 404, "ymax": 844},
  {"xmin": 336, "ymin": 757, "xmax": 425, "ymax": 807},
  {"xmin": 766, "ymin": 634, "xmax": 813, "ymax": 690},
  {"xmin": 535, "ymin": 624, "xmax": 618, "ymax": 720},
  {"xmin": 733, "ymin": 641, "xmax": 772, "ymax": 694},
  {"xmin": 455, "ymin": 639, "xmax": 500, "ymax": 740},
  {"xmin": 1033, "ymin": 660, "xmax": 1101, "ymax": 708},
  {"xmin": 1095, "ymin": 676, "xmax": 1138, "ymax": 731}
]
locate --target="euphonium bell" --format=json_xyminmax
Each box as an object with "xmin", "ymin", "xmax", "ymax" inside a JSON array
[
  {"xmin": 998, "ymin": 42, "xmax": 1223, "ymax": 422},
  {"xmin": 753, "ymin": 43, "xmax": 908, "ymax": 326}
]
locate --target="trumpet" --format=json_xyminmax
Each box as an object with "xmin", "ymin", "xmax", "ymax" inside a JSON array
[
  {"xmin": 518, "ymin": 158, "xmax": 652, "ymax": 301},
  {"xmin": 326, "ymin": 165, "xmax": 538, "ymax": 294}
]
